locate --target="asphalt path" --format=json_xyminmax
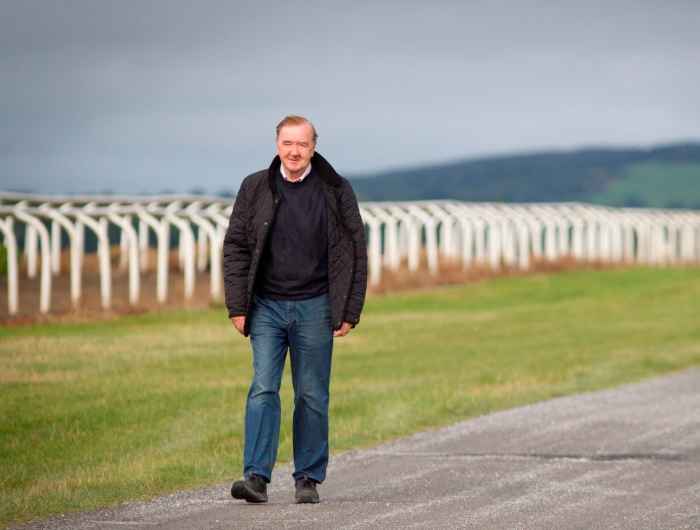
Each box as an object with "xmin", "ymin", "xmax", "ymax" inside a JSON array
[{"xmin": 14, "ymin": 368, "xmax": 700, "ymax": 530}]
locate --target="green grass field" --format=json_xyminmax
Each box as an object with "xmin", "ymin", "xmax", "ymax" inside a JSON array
[{"xmin": 2, "ymin": 267, "xmax": 700, "ymax": 527}]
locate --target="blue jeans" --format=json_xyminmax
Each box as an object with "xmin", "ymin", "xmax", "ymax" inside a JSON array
[{"xmin": 243, "ymin": 293, "xmax": 333, "ymax": 484}]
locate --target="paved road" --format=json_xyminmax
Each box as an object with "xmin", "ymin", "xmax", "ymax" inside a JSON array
[{"xmin": 15, "ymin": 369, "xmax": 700, "ymax": 530}]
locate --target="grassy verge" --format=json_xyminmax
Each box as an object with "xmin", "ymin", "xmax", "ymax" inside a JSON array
[{"xmin": 1, "ymin": 267, "xmax": 699, "ymax": 527}]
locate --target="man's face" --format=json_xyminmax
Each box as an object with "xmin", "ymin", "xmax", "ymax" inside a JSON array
[{"xmin": 276, "ymin": 123, "xmax": 315, "ymax": 176}]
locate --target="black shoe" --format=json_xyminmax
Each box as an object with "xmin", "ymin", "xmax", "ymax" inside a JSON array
[
  {"xmin": 295, "ymin": 476, "xmax": 320, "ymax": 504},
  {"xmin": 231, "ymin": 474, "xmax": 268, "ymax": 503}
]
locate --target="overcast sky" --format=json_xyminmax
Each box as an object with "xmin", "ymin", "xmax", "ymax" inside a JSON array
[{"xmin": 2, "ymin": 1, "xmax": 699, "ymax": 194}]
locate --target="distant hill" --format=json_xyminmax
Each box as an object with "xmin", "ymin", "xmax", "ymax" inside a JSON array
[{"xmin": 349, "ymin": 142, "xmax": 700, "ymax": 209}]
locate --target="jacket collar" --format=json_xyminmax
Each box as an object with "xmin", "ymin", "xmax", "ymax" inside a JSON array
[{"xmin": 267, "ymin": 151, "xmax": 343, "ymax": 195}]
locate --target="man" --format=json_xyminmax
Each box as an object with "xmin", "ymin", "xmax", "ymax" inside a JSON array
[{"xmin": 224, "ymin": 115, "xmax": 368, "ymax": 504}]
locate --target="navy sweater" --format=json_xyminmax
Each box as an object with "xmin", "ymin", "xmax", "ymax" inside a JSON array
[{"xmin": 256, "ymin": 169, "xmax": 329, "ymax": 300}]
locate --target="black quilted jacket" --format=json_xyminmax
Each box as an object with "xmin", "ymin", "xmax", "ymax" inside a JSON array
[{"xmin": 223, "ymin": 152, "xmax": 368, "ymax": 336}]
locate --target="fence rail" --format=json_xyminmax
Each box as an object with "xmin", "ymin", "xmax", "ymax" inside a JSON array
[{"xmin": 1, "ymin": 191, "xmax": 699, "ymax": 316}]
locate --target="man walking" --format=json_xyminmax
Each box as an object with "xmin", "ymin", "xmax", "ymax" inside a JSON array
[{"xmin": 224, "ymin": 115, "xmax": 367, "ymax": 504}]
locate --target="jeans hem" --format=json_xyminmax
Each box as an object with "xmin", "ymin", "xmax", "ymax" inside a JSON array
[{"xmin": 245, "ymin": 469, "xmax": 272, "ymax": 483}]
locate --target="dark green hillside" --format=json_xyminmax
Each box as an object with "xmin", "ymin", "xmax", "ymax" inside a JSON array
[
  {"xmin": 592, "ymin": 162, "xmax": 700, "ymax": 208},
  {"xmin": 350, "ymin": 142, "xmax": 700, "ymax": 208}
]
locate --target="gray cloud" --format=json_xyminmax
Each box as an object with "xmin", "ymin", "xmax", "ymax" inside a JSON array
[{"xmin": 1, "ymin": 0, "xmax": 699, "ymax": 193}]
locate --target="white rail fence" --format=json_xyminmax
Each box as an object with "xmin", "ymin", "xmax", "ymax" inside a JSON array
[{"xmin": 1, "ymin": 191, "xmax": 699, "ymax": 316}]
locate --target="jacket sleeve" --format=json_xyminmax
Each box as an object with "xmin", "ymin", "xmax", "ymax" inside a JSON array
[
  {"xmin": 340, "ymin": 180, "xmax": 368, "ymax": 326},
  {"xmin": 223, "ymin": 179, "xmax": 251, "ymax": 318}
]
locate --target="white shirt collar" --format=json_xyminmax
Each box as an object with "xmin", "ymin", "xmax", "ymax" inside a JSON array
[{"xmin": 280, "ymin": 162, "xmax": 312, "ymax": 183}]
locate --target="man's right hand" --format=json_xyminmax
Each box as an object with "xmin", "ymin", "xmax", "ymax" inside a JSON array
[{"xmin": 230, "ymin": 315, "xmax": 246, "ymax": 335}]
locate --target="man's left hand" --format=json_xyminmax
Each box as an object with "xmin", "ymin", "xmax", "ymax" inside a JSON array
[{"xmin": 333, "ymin": 321, "xmax": 353, "ymax": 338}]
